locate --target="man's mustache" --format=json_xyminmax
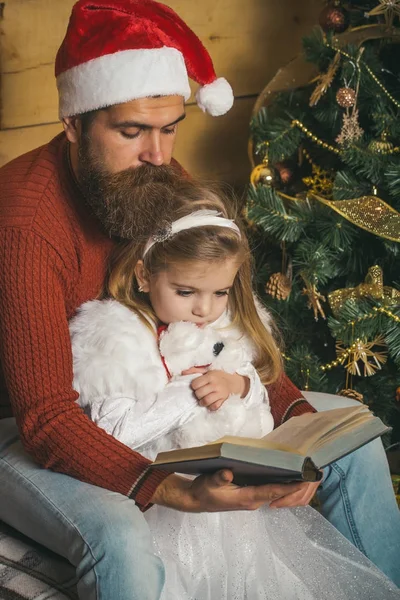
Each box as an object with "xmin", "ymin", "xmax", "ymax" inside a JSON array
[{"xmin": 94, "ymin": 163, "xmax": 183, "ymax": 191}]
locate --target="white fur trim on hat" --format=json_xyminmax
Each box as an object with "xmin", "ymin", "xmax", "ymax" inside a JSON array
[
  {"xmin": 57, "ymin": 46, "xmax": 191, "ymax": 119},
  {"xmin": 195, "ymin": 77, "xmax": 234, "ymax": 117}
]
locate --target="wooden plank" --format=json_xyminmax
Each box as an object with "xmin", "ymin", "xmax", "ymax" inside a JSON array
[
  {"xmin": 0, "ymin": 97, "xmax": 255, "ymax": 186},
  {"xmin": 0, "ymin": 123, "xmax": 63, "ymax": 166},
  {"xmin": 175, "ymin": 97, "xmax": 255, "ymax": 185},
  {"xmin": 1, "ymin": 0, "xmax": 323, "ymax": 129}
]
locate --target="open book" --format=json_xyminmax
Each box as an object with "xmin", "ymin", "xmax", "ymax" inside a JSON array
[{"xmin": 151, "ymin": 405, "xmax": 390, "ymax": 485}]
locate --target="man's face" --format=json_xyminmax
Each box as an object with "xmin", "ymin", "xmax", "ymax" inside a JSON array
[
  {"xmin": 78, "ymin": 95, "xmax": 186, "ymax": 173},
  {"xmin": 64, "ymin": 96, "xmax": 187, "ymax": 239}
]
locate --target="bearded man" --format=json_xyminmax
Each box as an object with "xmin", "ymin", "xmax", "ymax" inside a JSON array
[{"xmin": 0, "ymin": 1, "xmax": 399, "ymax": 599}]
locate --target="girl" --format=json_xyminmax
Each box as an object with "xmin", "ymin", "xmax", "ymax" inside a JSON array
[{"xmin": 70, "ymin": 182, "xmax": 399, "ymax": 600}]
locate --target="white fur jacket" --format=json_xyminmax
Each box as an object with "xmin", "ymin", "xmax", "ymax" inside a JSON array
[{"xmin": 70, "ymin": 300, "xmax": 274, "ymax": 460}]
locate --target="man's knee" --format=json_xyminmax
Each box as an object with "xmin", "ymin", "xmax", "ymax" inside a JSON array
[{"xmin": 73, "ymin": 494, "xmax": 156, "ymax": 563}]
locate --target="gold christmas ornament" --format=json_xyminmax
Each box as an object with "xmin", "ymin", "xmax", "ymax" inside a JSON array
[
  {"xmin": 249, "ymin": 23, "xmax": 400, "ymax": 169},
  {"xmin": 328, "ymin": 265, "xmax": 400, "ymax": 316},
  {"xmin": 326, "ymin": 41, "xmax": 400, "ymax": 109},
  {"xmin": 308, "ymin": 193, "xmax": 400, "ymax": 242},
  {"xmin": 303, "ymin": 163, "xmax": 334, "ymax": 197},
  {"xmin": 368, "ymin": 0, "xmax": 400, "ymax": 27},
  {"xmin": 309, "ymin": 52, "xmax": 341, "ymax": 106},
  {"xmin": 265, "ymin": 272, "xmax": 292, "ymax": 300},
  {"xmin": 336, "ymin": 108, "xmax": 364, "ymax": 146},
  {"xmin": 250, "ymin": 153, "xmax": 278, "ymax": 187},
  {"xmin": 368, "ymin": 132, "xmax": 394, "ymax": 154},
  {"xmin": 336, "ymin": 337, "xmax": 388, "ymax": 377},
  {"xmin": 338, "ymin": 389, "xmax": 365, "ymax": 403},
  {"xmin": 301, "ymin": 277, "xmax": 327, "ymax": 320},
  {"xmin": 336, "ymin": 87, "xmax": 357, "ymax": 107}
]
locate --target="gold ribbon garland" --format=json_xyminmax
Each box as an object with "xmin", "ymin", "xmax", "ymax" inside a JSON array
[
  {"xmin": 328, "ymin": 265, "xmax": 400, "ymax": 316},
  {"xmin": 308, "ymin": 193, "xmax": 400, "ymax": 243}
]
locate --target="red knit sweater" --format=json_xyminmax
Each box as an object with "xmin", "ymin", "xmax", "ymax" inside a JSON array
[{"xmin": 0, "ymin": 133, "xmax": 315, "ymax": 509}]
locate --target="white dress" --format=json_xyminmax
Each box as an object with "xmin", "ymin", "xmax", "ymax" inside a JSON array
[{"xmin": 70, "ymin": 300, "xmax": 400, "ymax": 600}]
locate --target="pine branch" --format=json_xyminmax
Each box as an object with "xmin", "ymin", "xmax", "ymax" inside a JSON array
[
  {"xmin": 312, "ymin": 202, "xmax": 358, "ymax": 250},
  {"xmin": 385, "ymin": 162, "xmax": 400, "ymax": 201},
  {"xmin": 341, "ymin": 144, "xmax": 390, "ymax": 185},
  {"xmin": 284, "ymin": 344, "xmax": 329, "ymax": 392},
  {"xmin": 293, "ymin": 239, "xmax": 339, "ymax": 285},
  {"xmin": 247, "ymin": 186, "xmax": 306, "ymax": 242},
  {"xmin": 302, "ymin": 27, "xmax": 334, "ymax": 68},
  {"xmin": 333, "ymin": 169, "xmax": 371, "ymax": 199},
  {"xmin": 251, "ymin": 110, "xmax": 303, "ymax": 162}
]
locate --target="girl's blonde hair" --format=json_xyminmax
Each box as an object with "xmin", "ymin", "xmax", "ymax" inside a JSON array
[{"xmin": 105, "ymin": 180, "xmax": 282, "ymax": 385}]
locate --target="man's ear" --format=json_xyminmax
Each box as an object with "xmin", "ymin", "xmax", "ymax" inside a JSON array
[
  {"xmin": 62, "ymin": 116, "xmax": 82, "ymax": 144},
  {"xmin": 134, "ymin": 260, "xmax": 150, "ymax": 293}
]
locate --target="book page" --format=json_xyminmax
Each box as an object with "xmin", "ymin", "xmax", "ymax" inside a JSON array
[
  {"xmin": 255, "ymin": 405, "xmax": 368, "ymax": 455},
  {"xmin": 208, "ymin": 435, "xmax": 298, "ymax": 454},
  {"xmin": 310, "ymin": 411, "xmax": 371, "ymax": 452}
]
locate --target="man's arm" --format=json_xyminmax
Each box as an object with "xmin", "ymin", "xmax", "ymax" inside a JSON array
[{"xmin": 0, "ymin": 228, "xmax": 168, "ymax": 509}]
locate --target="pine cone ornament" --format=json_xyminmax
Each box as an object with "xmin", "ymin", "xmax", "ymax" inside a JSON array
[
  {"xmin": 338, "ymin": 389, "xmax": 364, "ymax": 403},
  {"xmin": 265, "ymin": 272, "xmax": 292, "ymax": 300}
]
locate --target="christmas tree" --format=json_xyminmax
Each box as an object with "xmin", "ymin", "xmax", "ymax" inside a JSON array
[{"xmin": 247, "ymin": 0, "xmax": 400, "ymax": 441}]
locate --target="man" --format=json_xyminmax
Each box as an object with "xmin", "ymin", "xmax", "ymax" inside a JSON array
[{"xmin": 0, "ymin": 1, "xmax": 398, "ymax": 598}]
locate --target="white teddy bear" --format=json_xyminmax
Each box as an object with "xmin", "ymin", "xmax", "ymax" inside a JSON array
[
  {"xmin": 158, "ymin": 320, "xmax": 251, "ymax": 378},
  {"xmin": 157, "ymin": 320, "xmax": 273, "ymax": 451}
]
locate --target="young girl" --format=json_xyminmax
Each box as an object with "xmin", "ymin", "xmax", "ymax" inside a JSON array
[{"xmin": 70, "ymin": 182, "xmax": 399, "ymax": 600}]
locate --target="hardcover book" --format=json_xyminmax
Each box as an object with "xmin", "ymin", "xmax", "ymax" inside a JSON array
[{"xmin": 151, "ymin": 405, "xmax": 389, "ymax": 485}]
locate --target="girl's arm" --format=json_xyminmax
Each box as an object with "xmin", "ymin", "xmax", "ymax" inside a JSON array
[
  {"xmin": 81, "ymin": 373, "xmax": 203, "ymax": 451},
  {"xmin": 235, "ymin": 362, "xmax": 269, "ymax": 408}
]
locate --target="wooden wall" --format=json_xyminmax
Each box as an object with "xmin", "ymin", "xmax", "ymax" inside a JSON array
[{"xmin": 0, "ymin": 0, "xmax": 323, "ymax": 185}]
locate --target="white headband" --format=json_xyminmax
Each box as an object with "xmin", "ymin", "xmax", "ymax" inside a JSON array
[{"xmin": 143, "ymin": 210, "xmax": 241, "ymax": 257}]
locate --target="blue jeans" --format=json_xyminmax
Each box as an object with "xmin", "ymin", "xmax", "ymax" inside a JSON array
[
  {"xmin": 0, "ymin": 418, "xmax": 164, "ymax": 600},
  {"xmin": 304, "ymin": 391, "xmax": 400, "ymax": 586},
  {"xmin": 0, "ymin": 393, "xmax": 399, "ymax": 599}
]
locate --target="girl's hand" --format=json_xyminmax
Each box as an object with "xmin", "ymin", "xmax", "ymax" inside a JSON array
[{"xmin": 182, "ymin": 368, "xmax": 250, "ymax": 411}]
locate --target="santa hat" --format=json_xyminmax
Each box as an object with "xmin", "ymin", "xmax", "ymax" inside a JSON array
[{"xmin": 56, "ymin": 0, "xmax": 234, "ymax": 119}]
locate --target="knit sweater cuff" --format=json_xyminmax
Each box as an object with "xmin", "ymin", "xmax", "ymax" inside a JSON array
[
  {"xmin": 280, "ymin": 397, "xmax": 316, "ymax": 423},
  {"xmin": 268, "ymin": 372, "xmax": 316, "ymax": 427},
  {"xmin": 128, "ymin": 466, "xmax": 171, "ymax": 511}
]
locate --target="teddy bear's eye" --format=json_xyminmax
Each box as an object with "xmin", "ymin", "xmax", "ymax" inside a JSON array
[{"xmin": 213, "ymin": 342, "xmax": 224, "ymax": 357}]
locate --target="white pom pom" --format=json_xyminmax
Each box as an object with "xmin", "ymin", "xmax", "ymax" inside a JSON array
[{"xmin": 195, "ymin": 77, "xmax": 234, "ymax": 116}]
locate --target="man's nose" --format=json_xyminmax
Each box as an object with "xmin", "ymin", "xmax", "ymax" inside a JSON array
[{"xmin": 138, "ymin": 131, "xmax": 164, "ymax": 166}]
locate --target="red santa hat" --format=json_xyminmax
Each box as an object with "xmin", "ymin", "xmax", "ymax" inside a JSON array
[{"xmin": 56, "ymin": 0, "xmax": 234, "ymax": 119}]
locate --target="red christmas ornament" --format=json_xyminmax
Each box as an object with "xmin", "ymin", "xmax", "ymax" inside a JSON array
[
  {"xmin": 275, "ymin": 161, "xmax": 294, "ymax": 185},
  {"xmin": 319, "ymin": 3, "xmax": 349, "ymax": 33}
]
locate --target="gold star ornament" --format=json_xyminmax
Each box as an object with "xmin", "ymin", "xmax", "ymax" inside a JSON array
[{"xmin": 368, "ymin": 0, "xmax": 400, "ymax": 27}]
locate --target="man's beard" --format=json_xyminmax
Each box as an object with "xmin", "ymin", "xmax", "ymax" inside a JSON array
[{"xmin": 76, "ymin": 135, "xmax": 184, "ymax": 240}]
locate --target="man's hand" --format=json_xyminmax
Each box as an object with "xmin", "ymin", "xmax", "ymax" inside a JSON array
[
  {"xmin": 182, "ymin": 368, "xmax": 250, "ymax": 411},
  {"xmin": 150, "ymin": 470, "xmax": 315, "ymax": 513},
  {"xmin": 269, "ymin": 480, "xmax": 321, "ymax": 508}
]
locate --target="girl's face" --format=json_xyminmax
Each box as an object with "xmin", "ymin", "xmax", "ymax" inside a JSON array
[{"xmin": 144, "ymin": 258, "xmax": 239, "ymax": 326}]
